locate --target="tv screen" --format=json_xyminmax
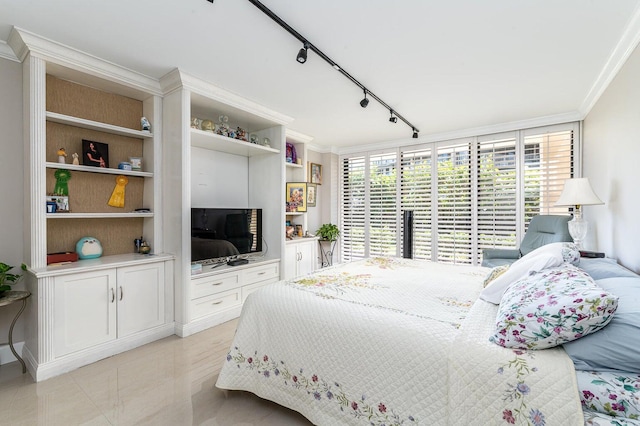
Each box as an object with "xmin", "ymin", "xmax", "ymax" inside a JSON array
[{"xmin": 191, "ymin": 208, "xmax": 263, "ymax": 263}]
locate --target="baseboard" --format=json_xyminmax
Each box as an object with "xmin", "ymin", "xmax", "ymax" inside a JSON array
[
  {"xmin": 177, "ymin": 305, "xmax": 242, "ymax": 337},
  {"xmin": 29, "ymin": 323, "xmax": 175, "ymax": 382},
  {"xmin": 0, "ymin": 341, "xmax": 23, "ymax": 366}
]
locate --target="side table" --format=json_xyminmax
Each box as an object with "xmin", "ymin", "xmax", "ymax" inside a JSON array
[{"xmin": 0, "ymin": 290, "xmax": 31, "ymax": 373}]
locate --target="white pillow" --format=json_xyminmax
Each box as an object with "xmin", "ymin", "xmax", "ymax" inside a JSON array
[{"xmin": 479, "ymin": 243, "xmax": 564, "ymax": 304}]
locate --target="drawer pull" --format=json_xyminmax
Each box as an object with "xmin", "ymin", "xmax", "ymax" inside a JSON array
[
  {"xmin": 211, "ymin": 282, "xmax": 223, "ymax": 286},
  {"xmin": 258, "ymin": 272, "xmax": 266, "ymax": 275},
  {"xmin": 212, "ymin": 300, "xmax": 223, "ymax": 305}
]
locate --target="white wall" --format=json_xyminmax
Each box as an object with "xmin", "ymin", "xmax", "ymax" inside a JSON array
[
  {"xmin": 190, "ymin": 147, "xmax": 249, "ymax": 207},
  {"xmin": 583, "ymin": 43, "xmax": 640, "ymax": 273},
  {"xmin": 0, "ymin": 57, "xmax": 26, "ymax": 364}
]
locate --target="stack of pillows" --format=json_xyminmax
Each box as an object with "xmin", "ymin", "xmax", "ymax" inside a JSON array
[{"xmin": 480, "ymin": 243, "xmax": 640, "ymax": 420}]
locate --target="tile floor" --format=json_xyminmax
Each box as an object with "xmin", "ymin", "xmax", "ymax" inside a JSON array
[{"xmin": 0, "ymin": 319, "xmax": 311, "ymax": 425}]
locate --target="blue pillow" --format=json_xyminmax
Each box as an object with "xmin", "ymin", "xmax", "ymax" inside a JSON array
[
  {"xmin": 563, "ymin": 277, "xmax": 640, "ymax": 373},
  {"xmin": 579, "ymin": 258, "xmax": 638, "ymax": 281}
]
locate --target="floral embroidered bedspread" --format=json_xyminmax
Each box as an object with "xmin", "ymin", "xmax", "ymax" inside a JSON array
[{"xmin": 216, "ymin": 257, "xmax": 585, "ymax": 425}]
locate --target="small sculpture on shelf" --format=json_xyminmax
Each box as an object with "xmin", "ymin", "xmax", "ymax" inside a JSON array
[
  {"xmin": 191, "ymin": 117, "xmax": 202, "ymax": 129},
  {"xmin": 72, "ymin": 152, "xmax": 79, "ymax": 165},
  {"xmin": 216, "ymin": 115, "xmax": 230, "ymax": 137},
  {"xmin": 201, "ymin": 119, "xmax": 215, "ymax": 132},
  {"xmin": 250, "ymin": 134, "xmax": 258, "ymax": 144},
  {"xmin": 236, "ymin": 127, "xmax": 247, "ymax": 141},
  {"xmin": 141, "ymin": 116, "xmax": 151, "ymax": 132},
  {"xmin": 57, "ymin": 148, "xmax": 67, "ymax": 164},
  {"xmin": 139, "ymin": 241, "xmax": 151, "ymax": 254}
]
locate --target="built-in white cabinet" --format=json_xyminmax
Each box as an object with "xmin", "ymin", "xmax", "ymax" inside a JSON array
[
  {"xmin": 285, "ymin": 238, "xmax": 318, "ymax": 280},
  {"xmin": 53, "ymin": 262, "xmax": 165, "ymax": 358},
  {"xmin": 9, "ymin": 28, "xmax": 175, "ymax": 381}
]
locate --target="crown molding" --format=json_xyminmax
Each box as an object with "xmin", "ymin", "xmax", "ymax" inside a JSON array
[
  {"xmin": 579, "ymin": 4, "xmax": 640, "ymax": 116},
  {"xmin": 285, "ymin": 128, "xmax": 313, "ymax": 144},
  {"xmin": 0, "ymin": 40, "xmax": 19, "ymax": 62},
  {"xmin": 8, "ymin": 27, "xmax": 162, "ymax": 96},
  {"xmin": 160, "ymin": 68, "xmax": 294, "ymax": 126}
]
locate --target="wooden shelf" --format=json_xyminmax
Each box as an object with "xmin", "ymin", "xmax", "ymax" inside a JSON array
[
  {"xmin": 190, "ymin": 129, "xmax": 280, "ymax": 157},
  {"xmin": 46, "ymin": 162, "xmax": 153, "ymax": 177},
  {"xmin": 46, "ymin": 111, "xmax": 153, "ymax": 139},
  {"xmin": 46, "ymin": 212, "xmax": 154, "ymax": 219},
  {"xmin": 285, "ymin": 162, "xmax": 303, "ymax": 169}
]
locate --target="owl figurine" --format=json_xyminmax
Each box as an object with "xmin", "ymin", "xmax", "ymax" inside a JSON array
[{"xmin": 76, "ymin": 237, "xmax": 103, "ymax": 259}]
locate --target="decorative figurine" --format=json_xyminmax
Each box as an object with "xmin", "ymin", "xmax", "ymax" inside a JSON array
[
  {"xmin": 57, "ymin": 148, "xmax": 67, "ymax": 164},
  {"xmin": 72, "ymin": 152, "xmax": 79, "ymax": 165},
  {"xmin": 236, "ymin": 127, "xmax": 247, "ymax": 141},
  {"xmin": 201, "ymin": 119, "xmax": 215, "ymax": 132},
  {"xmin": 191, "ymin": 117, "xmax": 202, "ymax": 129},
  {"xmin": 250, "ymin": 134, "xmax": 258, "ymax": 144},
  {"xmin": 53, "ymin": 169, "xmax": 71, "ymax": 196},
  {"xmin": 75, "ymin": 237, "xmax": 103, "ymax": 259},
  {"xmin": 141, "ymin": 117, "xmax": 151, "ymax": 132},
  {"xmin": 262, "ymin": 137, "xmax": 271, "ymax": 147},
  {"xmin": 216, "ymin": 115, "xmax": 230, "ymax": 137},
  {"xmin": 139, "ymin": 241, "xmax": 151, "ymax": 254}
]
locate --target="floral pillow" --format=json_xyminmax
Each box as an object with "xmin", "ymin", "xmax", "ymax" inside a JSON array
[
  {"xmin": 490, "ymin": 263, "xmax": 618, "ymax": 350},
  {"xmin": 578, "ymin": 370, "xmax": 640, "ymax": 421}
]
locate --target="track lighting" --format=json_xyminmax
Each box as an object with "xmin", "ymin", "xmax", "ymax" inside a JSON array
[
  {"xmin": 245, "ymin": 0, "xmax": 419, "ymax": 136},
  {"xmin": 360, "ymin": 90, "xmax": 369, "ymax": 108},
  {"xmin": 296, "ymin": 42, "xmax": 309, "ymax": 64}
]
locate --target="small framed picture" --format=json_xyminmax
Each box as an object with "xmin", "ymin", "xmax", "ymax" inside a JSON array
[
  {"xmin": 285, "ymin": 182, "xmax": 307, "ymax": 212},
  {"xmin": 129, "ymin": 157, "xmax": 142, "ymax": 171},
  {"xmin": 82, "ymin": 140, "xmax": 109, "ymax": 168},
  {"xmin": 309, "ymin": 162, "xmax": 323, "ymax": 185},
  {"xmin": 306, "ymin": 183, "xmax": 317, "ymax": 207},
  {"xmin": 47, "ymin": 195, "xmax": 69, "ymax": 212}
]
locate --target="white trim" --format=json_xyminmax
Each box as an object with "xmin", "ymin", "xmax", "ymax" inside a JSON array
[
  {"xmin": 0, "ymin": 40, "xmax": 19, "ymax": 62},
  {"xmin": 336, "ymin": 111, "xmax": 582, "ymax": 155},
  {"xmin": 580, "ymin": 4, "xmax": 640, "ymax": 116}
]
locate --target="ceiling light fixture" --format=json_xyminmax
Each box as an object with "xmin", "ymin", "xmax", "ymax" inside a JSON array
[
  {"xmin": 389, "ymin": 110, "xmax": 397, "ymax": 123},
  {"xmin": 360, "ymin": 90, "xmax": 369, "ymax": 108},
  {"xmin": 243, "ymin": 0, "xmax": 420, "ymax": 139},
  {"xmin": 296, "ymin": 42, "xmax": 309, "ymax": 64}
]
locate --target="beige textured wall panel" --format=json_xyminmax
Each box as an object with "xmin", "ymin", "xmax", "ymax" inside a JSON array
[{"xmin": 47, "ymin": 218, "xmax": 145, "ymax": 255}]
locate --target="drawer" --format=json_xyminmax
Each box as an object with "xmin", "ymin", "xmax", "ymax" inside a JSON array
[
  {"xmin": 191, "ymin": 289, "xmax": 241, "ymax": 319},
  {"xmin": 191, "ymin": 272, "xmax": 241, "ymax": 300},
  {"xmin": 242, "ymin": 277, "xmax": 278, "ymax": 303},
  {"xmin": 243, "ymin": 263, "xmax": 280, "ymax": 285}
]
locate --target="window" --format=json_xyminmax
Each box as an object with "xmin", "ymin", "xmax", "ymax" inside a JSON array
[{"xmin": 339, "ymin": 123, "xmax": 578, "ymax": 265}]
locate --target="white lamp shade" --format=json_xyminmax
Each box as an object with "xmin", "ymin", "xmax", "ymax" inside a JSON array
[{"xmin": 555, "ymin": 178, "xmax": 604, "ymax": 207}]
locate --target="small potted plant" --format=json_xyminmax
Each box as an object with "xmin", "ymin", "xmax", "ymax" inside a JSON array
[
  {"xmin": 316, "ymin": 223, "xmax": 340, "ymax": 242},
  {"xmin": 0, "ymin": 262, "xmax": 27, "ymax": 296}
]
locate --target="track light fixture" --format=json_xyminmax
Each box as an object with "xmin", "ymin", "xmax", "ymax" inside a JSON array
[
  {"xmin": 296, "ymin": 42, "xmax": 309, "ymax": 64},
  {"xmin": 244, "ymin": 0, "xmax": 420, "ymax": 138},
  {"xmin": 360, "ymin": 90, "xmax": 369, "ymax": 108}
]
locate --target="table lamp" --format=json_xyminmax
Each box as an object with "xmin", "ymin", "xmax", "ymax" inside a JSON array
[{"xmin": 555, "ymin": 178, "xmax": 604, "ymax": 249}]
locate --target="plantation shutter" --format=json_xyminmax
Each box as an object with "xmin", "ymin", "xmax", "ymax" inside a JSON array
[
  {"xmin": 436, "ymin": 142, "xmax": 472, "ymax": 264},
  {"xmin": 476, "ymin": 136, "xmax": 518, "ymax": 262},
  {"xmin": 340, "ymin": 156, "xmax": 366, "ymax": 261},
  {"xmin": 523, "ymin": 128, "xmax": 574, "ymax": 225},
  {"xmin": 369, "ymin": 152, "xmax": 398, "ymax": 257},
  {"xmin": 400, "ymin": 147, "xmax": 432, "ymax": 260}
]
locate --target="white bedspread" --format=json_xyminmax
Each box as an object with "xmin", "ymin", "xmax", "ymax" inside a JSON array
[{"xmin": 216, "ymin": 257, "xmax": 585, "ymax": 425}]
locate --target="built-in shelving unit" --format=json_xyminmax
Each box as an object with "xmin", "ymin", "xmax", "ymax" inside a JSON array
[
  {"xmin": 10, "ymin": 27, "xmax": 174, "ymax": 381},
  {"xmin": 161, "ymin": 68, "xmax": 293, "ymax": 337}
]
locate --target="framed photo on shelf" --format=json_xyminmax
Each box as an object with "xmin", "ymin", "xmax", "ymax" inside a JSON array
[
  {"xmin": 285, "ymin": 182, "xmax": 307, "ymax": 212},
  {"xmin": 309, "ymin": 162, "xmax": 323, "ymax": 185},
  {"xmin": 82, "ymin": 139, "xmax": 109, "ymax": 168},
  {"xmin": 306, "ymin": 183, "xmax": 317, "ymax": 207}
]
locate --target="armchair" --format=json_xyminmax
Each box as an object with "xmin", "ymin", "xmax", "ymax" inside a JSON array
[{"xmin": 481, "ymin": 215, "xmax": 573, "ymax": 267}]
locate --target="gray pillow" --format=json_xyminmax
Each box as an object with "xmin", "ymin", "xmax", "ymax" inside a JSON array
[
  {"xmin": 578, "ymin": 257, "xmax": 638, "ymax": 281},
  {"xmin": 563, "ymin": 277, "xmax": 640, "ymax": 373}
]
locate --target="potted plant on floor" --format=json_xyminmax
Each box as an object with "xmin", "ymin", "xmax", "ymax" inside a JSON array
[{"xmin": 0, "ymin": 262, "xmax": 26, "ymax": 297}]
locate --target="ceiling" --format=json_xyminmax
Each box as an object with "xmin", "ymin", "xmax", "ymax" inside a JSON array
[{"xmin": 1, "ymin": 1, "xmax": 640, "ymax": 151}]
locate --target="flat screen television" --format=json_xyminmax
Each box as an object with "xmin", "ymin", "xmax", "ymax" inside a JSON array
[{"xmin": 191, "ymin": 208, "xmax": 263, "ymax": 263}]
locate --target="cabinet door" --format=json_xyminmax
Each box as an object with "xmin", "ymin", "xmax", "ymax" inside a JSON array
[
  {"xmin": 284, "ymin": 244, "xmax": 298, "ymax": 280},
  {"xmin": 297, "ymin": 241, "xmax": 316, "ymax": 276},
  {"xmin": 117, "ymin": 263, "xmax": 165, "ymax": 338},
  {"xmin": 54, "ymin": 270, "xmax": 117, "ymax": 357}
]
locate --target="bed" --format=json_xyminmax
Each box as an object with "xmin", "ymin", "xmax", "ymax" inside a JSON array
[{"xmin": 216, "ymin": 248, "xmax": 640, "ymax": 425}]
